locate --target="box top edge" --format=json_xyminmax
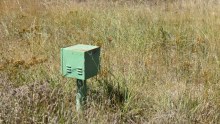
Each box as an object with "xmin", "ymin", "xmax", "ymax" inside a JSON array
[{"xmin": 63, "ymin": 44, "xmax": 100, "ymax": 52}]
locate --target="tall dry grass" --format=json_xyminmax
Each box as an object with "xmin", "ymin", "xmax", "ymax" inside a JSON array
[{"xmin": 0, "ymin": 0, "xmax": 220, "ymax": 123}]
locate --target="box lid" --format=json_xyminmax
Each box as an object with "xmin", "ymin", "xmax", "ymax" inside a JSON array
[{"xmin": 65, "ymin": 44, "xmax": 99, "ymax": 52}]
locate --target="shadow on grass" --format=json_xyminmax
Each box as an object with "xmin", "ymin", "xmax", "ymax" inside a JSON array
[{"xmin": 87, "ymin": 79, "xmax": 129, "ymax": 110}]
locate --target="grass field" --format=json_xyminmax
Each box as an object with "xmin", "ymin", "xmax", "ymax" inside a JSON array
[{"xmin": 0, "ymin": 0, "xmax": 220, "ymax": 123}]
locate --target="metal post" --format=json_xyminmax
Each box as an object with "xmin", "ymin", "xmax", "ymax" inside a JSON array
[{"xmin": 76, "ymin": 79, "xmax": 87, "ymax": 111}]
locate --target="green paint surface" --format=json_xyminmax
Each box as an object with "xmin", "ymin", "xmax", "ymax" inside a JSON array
[{"xmin": 61, "ymin": 44, "xmax": 100, "ymax": 80}]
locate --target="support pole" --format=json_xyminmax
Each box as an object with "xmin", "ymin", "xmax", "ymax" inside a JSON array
[{"xmin": 76, "ymin": 79, "xmax": 87, "ymax": 111}]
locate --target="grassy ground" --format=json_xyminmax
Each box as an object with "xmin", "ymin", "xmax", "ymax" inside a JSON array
[{"xmin": 0, "ymin": 0, "xmax": 220, "ymax": 123}]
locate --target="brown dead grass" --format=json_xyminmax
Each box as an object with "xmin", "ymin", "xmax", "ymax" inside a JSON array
[{"xmin": 0, "ymin": 0, "xmax": 220, "ymax": 123}]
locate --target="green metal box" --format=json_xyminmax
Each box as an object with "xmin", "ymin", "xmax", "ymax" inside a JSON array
[{"xmin": 61, "ymin": 44, "xmax": 100, "ymax": 80}]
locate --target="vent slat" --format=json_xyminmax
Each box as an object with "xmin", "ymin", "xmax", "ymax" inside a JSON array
[{"xmin": 66, "ymin": 66, "xmax": 72, "ymax": 74}]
